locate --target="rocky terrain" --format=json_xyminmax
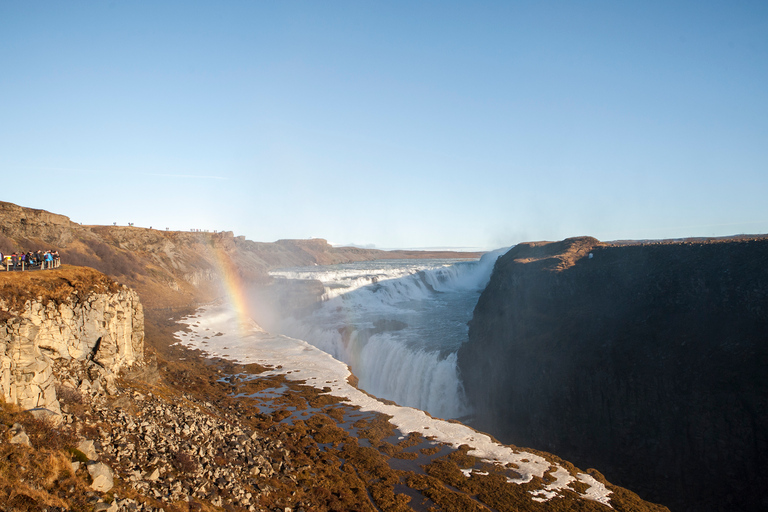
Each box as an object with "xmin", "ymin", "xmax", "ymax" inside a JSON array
[
  {"xmin": 0, "ymin": 266, "xmax": 144, "ymax": 417},
  {"xmin": 53, "ymin": 357, "xmax": 295, "ymax": 511},
  {"xmin": 459, "ymin": 235, "xmax": 768, "ymax": 512},
  {"xmin": 0, "ymin": 276, "xmax": 669, "ymax": 512},
  {"xmin": 0, "ymin": 202, "xmax": 669, "ymax": 511}
]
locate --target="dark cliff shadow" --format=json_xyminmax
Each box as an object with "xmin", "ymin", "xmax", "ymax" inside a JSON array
[{"xmin": 459, "ymin": 236, "xmax": 768, "ymax": 512}]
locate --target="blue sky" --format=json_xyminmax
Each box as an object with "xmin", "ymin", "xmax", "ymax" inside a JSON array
[{"xmin": 2, "ymin": 1, "xmax": 766, "ymax": 250}]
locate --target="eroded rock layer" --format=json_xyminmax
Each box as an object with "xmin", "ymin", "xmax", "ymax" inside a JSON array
[{"xmin": 0, "ymin": 267, "xmax": 144, "ymax": 415}]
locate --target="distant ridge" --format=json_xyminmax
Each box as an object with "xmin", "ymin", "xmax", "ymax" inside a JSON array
[{"xmin": 0, "ymin": 201, "xmax": 483, "ymax": 310}]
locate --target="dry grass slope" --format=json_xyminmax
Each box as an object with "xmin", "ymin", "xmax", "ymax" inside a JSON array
[{"xmin": 0, "ymin": 265, "xmax": 119, "ymax": 315}]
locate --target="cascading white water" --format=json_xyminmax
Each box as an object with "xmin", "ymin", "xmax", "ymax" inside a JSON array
[{"xmin": 256, "ymin": 251, "xmax": 504, "ymax": 419}]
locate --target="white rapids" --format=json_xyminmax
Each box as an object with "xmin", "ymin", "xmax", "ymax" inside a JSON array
[{"xmin": 260, "ymin": 252, "xmax": 504, "ymax": 419}]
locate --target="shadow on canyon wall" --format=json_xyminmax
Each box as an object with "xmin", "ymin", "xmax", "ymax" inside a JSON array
[{"xmin": 458, "ymin": 236, "xmax": 768, "ymax": 512}]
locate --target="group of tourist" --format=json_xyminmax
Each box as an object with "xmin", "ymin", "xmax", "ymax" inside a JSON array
[{"xmin": 0, "ymin": 249, "xmax": 60, "ymax": 271}]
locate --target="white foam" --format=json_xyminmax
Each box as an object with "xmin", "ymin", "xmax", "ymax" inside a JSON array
[
  {"xmin": 175, "ymin": 302, "xmax": 612, "ymax": 507},
  {"xmin": 260, "ymin": 256, "xmax": 503, "ymax": 418}
]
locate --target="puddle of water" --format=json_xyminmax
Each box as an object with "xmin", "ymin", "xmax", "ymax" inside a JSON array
[
  {"xmin": 317, "ymin": 442, "xmax": 334, "ymax": 452},
  {"xmin": 393, "ymin": 483, "xmax": 435, "ymax": 512},
  {"xmin": 246, "ymin": 384, "xmax": 290, "ymax": 400},
  {"xmin": 386, "ymin": 441, "xmax": 449, "ymax": 474}
]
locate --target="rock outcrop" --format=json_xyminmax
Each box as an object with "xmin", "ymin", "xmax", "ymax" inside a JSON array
[
  {"xmin": 0, "ymin": 267, "xmax": 144, "ymax": 416},
  {"xmin": 458, "ymin": 236, "xmax": 768, "ymax": 512}
]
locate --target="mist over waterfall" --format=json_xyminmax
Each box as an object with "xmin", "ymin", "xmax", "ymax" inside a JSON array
[{"xmin": 250, "ymin": 251, "xmax": 504, "ymax": 419}]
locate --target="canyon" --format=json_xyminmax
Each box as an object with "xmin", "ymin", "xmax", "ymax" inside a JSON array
[
  {"xmin": 459, "ymin": 236, "xmax": 768, "ymax": 512},
  {"xmin": 6, "ymin": 201, "xmax": 756, "ymax": 511}
]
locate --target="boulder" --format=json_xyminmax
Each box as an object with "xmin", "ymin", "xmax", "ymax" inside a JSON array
[
  {"xmin": 78, "ymin": 439, "xmax": 98, "ymax": 460},
  {"xmin": 94, "ymin": 501, "xmax": 118, "ymax": 512},
  {"xmin": 10, "ymin": 431, "xmax": 31, "ymax": 447},
  {"xmin": 28, "ymin": 407, "xmax": 63, "ymax": 426},
  {"xmin": 88, "ymin": 461, "xmax": 114, "ymax": 492},
  {"xmin": 146, "ymin": 467, "xmax": 161, "ymax": 481}
]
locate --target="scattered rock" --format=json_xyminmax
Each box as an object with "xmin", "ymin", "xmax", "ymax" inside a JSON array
[
  {"xmin": 94, "ymin": 501, "xmax": 118, "ymax": 512},
  {"xmin": 78, "ymin": 439, "xmax": 98, "ymax": 460},
  {"xmin": 88, "ymin": 461, "xmax": 114, "ymax": 492},
  {"xmin": 9, "ymin": 423, "xmax": 31, "ymax": 447}
]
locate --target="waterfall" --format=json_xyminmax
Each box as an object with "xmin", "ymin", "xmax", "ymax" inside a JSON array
[{"xmin": 254, "ymin": 250, "xmax": 504, "ymax": 419}]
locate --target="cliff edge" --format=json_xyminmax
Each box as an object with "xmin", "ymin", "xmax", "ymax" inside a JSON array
[
  {"xmin": 0, "ymin": 266, "xmax": 144, "ymax": 418},
  {"xmin": 458, "ymin": 236, "xmax": 768, "ymax": 512}
]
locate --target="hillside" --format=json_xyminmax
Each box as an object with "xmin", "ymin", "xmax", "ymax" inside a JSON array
[
  {"xmin": 0, "ymin": 206, "xmax": 670, "ymax": 511},
  {"xmin": 459, "ymin": 235, "xmax": 768, "ymax": 512},
  {"xmin": 0, "ymin": 200, "xmax": 483, "ymax": 329}
]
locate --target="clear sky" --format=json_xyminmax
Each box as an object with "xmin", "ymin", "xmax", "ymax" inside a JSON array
[{"xmin": 2, "ymin": 1, "xmax": 766, "ymax": 250}]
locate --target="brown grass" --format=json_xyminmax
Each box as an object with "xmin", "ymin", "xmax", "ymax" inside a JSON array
[
  {"xmin": 0, "ymin": 265, "xmax": 119, "ymax": 312},
  {"xmin": 352, "ymin": 414, "xmax": 396, "ymax": 444},
  {"xmin": 61, "ymin": 240, "xmax": 144, "ymax": 279},
  {"xmin": 0, "ymin": 401, "xmax": 77, "ymax": 452},
  {"xmin": 0, "ymin": 401, "xmax": 92, "ymax": 511},
  {"xmin": 173, "ymin": 451, "xmax": 199, "ymax": 475}
]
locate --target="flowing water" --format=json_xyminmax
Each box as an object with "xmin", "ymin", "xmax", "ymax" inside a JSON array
[
  {"xmin": 248, "ymin": 251, "xmax": 503, "ymax": 419},
  {"xmin": 175, "ymin": 249, "xmax": 616, "ymax": 507}
]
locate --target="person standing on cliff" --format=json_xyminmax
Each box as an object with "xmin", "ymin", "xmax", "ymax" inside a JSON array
[
  {"xmin": 11, "ymin": 252, "xmax": 18, "ymax": 271},
  {"xmin": 44, "ymin": 251, "xmax": 53, "ymax": 270}
]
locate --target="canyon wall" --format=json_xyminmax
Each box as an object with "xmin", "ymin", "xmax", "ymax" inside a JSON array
[
  {"xmin": 0, "ymin": 267, "xmax": 144, "ymax": 416},
  {"xmin": 458, "ymin": 236, "xmax": 768, "ymax": 512}
]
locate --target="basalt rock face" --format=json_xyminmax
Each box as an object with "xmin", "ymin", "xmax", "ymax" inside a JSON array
[
  {"xmin": 0, "ymin": 268, "xmax": 144, "ymax": 415},
  {"xmin": 458, "ymin": 236, "xmax": 768, "ymax": 512}
]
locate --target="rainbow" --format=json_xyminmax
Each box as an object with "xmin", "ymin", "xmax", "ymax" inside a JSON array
[{"xmin": 210, "ymin": 245, "xmax": 255, "ymax": 335}]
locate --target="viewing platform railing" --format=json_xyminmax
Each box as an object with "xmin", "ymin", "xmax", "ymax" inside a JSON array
[{"xmin": 1, "ymin": 258, "xmax": 60, "ymax": 271}]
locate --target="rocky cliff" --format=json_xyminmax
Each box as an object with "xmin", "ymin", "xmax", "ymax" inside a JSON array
[
  {"xmin": 0, "ymin": 266, "xmax": 144, "ymax": 417},
  {"xmin": 458, "ymin": 236, "xmax": 768, "ymax": 512}
]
